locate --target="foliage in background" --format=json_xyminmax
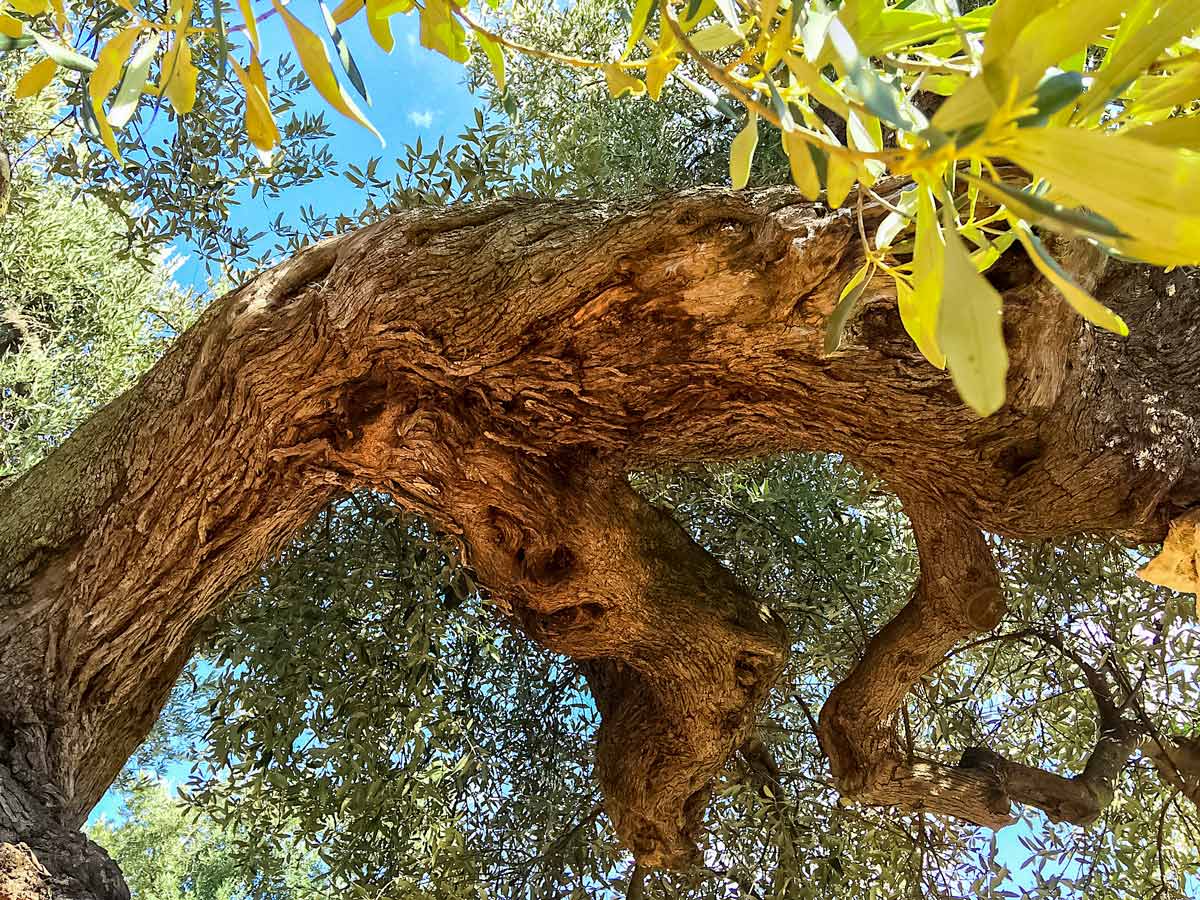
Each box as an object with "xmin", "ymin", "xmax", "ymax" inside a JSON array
[{"xmin": 90, "ymin": 779, "xmax": 316, "ymax": 900}]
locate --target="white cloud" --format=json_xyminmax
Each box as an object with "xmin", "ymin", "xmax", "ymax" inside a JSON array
[{"xmin": 408, "ymin": 110, "xmax": 434, "ymax": 128}]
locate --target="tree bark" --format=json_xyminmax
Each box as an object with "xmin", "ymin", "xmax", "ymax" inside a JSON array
[{"xmin": 2, "ymin": 186, "xmax": 1198, "ymax": 897}]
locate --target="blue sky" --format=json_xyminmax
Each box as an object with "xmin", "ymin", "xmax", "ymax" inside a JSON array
[{"xmin": 170, "ymin": 3, "xmax": 480, "ymax": 290}]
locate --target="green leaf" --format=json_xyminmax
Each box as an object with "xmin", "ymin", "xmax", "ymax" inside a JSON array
[
  {"xmin": 958, "ymin": 171, "xmax": 1126, "ymax": 241},
  {"xmin": 729, "ymin": 112, "xmax": 757, "ymax": 190},
  {"xmin": 29, "ymin": 29, "xmax": 96, "ymax": 72},
  {"xmin": 320, "ymin": 0, "xmax": 370, "ymax": 105},
  {"xmin": 109, "ymin": 32, "xmax": 160, "ymax": 128},
  {"xmin": 937, "ymin": 203, "xmax": 1008, "ymax": 417},
  {"xmin": 825, "ymin": 264, "xmax": 871, "ymax": 354}
]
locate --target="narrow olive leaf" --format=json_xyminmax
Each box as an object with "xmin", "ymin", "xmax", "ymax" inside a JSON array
[
  {"xmin": 623, "ymin": 0, "xmax": 654, "ymax": 59},
  {"xmin": 236, "ymin": 0, "xmax": 259, "ymax": 53},
  {"xmin": 273, "ymin": 0, "xmax": 384, "ymax": 143},
  {"xmin": 1014, "ymin": 222, "xmax": 1128, "ymax": 336},
  {"xmin": 331, "ymin": 0, "xmax": 362, "ymax": 22},
  {"xmin": 937, "ymin": 204, "xmax": 1008, "ymax": 417},
  {"xmin": 476, "ymin": 30, "xmax": 504, "ymax": 92},
  {"xmin": 89, "ymin": 26, "xmax": 141, "ymax": 159},
  {"xmin": 0, "ymin": 34, "xmax": 35, "ymax": 50},
  {"xmin": 320, "ymin": 0, "xmax": 370, "ymax": 105},
  {"xmin": 604, "ymin": 63, "xmax": 644, "ymax": 98},
  {"xmin": 1003, "ymin": 0, "xmax": 1126, "ymax": 96},
  {"xmin": 959, "ymin": 171, "xmax": 1126, "ymax": 241},
  {"xmin": 109, "ymin": 32, "xmax": 160, "ymax": 128},
  {"xmin": 14, "ymin": 56, "xmax": 56, "ymax": 97},
  {"xmin": 1124, "ymin": 116, "xmax": 1200, "ymax": 151},
  {"xmin": 689, "ymin": 22, "xmax": 744, "ymax": 52},
  {"xmin": 229, "ymin": 54, "xmax": 279, "ymax": 156},
  {"xmin": 163, "ymin": 35, "xmax": 198, "ymax": 113},
  {"xmin": 360, "ymin": 0, "xmax": 394, "ymax": 53},
  {"xmin": 875, "ymin": 185, "xmax": 917, "ymax": 250},
  {"xmin": 1127, "ymin": 62, "xmax": 1200, "ymax": 119},
  {"xmin": 713, "ymin": 0, "xmax": 740, "ymax": 30},
  {"xmin": 1083, "ymin": 0, "xmax": 1200, "ymax": 115},
  {"xmin": 824, "ymin": 150, "xmax": 856, "ymax": 208},
  {"xmin": 781, "ymin": 128, "xmax": 820, "ymax": 200},
  {"xmin": 419, "ymin": 0, "xmax": 469, "ymax": 63},
  {"xmin": 729, "ymin": 112, "xmax": 757, "ymax": 190},
  {"xmin": 30, "ymin": 30, "xmax": 96, "ymax": 72},
  {"xmin": 905, "ymin": 182, "xmax": 946, "ymax": 369},
  {"xmin": 825, "ymin": 264, "xmax": 872, "ymax": 354},
  {"xmin": 1005, "ymin": 126, "xmax": 1200, "ymax": 264},
  {"xmin": 214, "ymin": 0, "xmax": 227, "ymax": 84},
  {"xmin": 0, "ymin": 14, "xmax": 23, "ymax": 38},
  {"xmin": 1016, "ymin": 70, "xmax": 1084, "ymax": 126}
]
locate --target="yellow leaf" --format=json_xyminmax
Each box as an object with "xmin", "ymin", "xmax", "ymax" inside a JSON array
[
  {"xmin": 1124, "ymin": 116, "xmax": 1200, "ymax": 152},
  {"xmin": 729, "ymin": 113, "xmax": 757, "ymax": 190},
  {"xmin": 1083, "ymin": 0, "xmax": 1200, "ymax": 116},
  {"xmin": 418, "ymin": 0, "xmax": 469, "ymax": 63},
  {"xmin": 645, "ymin": 52, "xmax": 677, "ymax": 100},
  {"xmin": 237, "ymin": 0, "xmax": 260, "ymax": 53},
  {"xmin": 230, "ymin": 54, "xmax": 280, "ymax": 155},
  {"xmin": 762, "ymin": 3, "xmax": 793, "ymax": 71},
  {"xmin": 9, "ymin": 0, "xmax": 49, "ymax": 14},
  {"xmin": 14, "ymin": 56, "xmax": 56, "ymax": 98},
  {"xmin": 1138, "ymin": 510, "xmax": 1200, "ymax": 605},
  {"xmin": 372, "ymin": 0, "xmax": 413, "ymax": 16},
  {"xmin": 273, "ymin": 0, "xmax": 384, "ymax": 143},
  {"xmin": 689, "ymin": 22, "xmax": 744, "ymax": 53},
  {"xmin": 49, "ymin": 0, "xmax": 64, "ymax": 28},
  {"xmin": 937, "ymin": 210, "xmax": 1008, "ymax": 417},
  {"xmin": 931, "ymin": 75, "xmax": 995, "ymax": 132},
  {"xmin": 785, "ymin": 53, "xmax": 849, "ymax": 119},
  {"xmin": 1004, "ymin": 127, "xmax": 1200, "ymax": 265},
  {"xmin": 999, "ymin": 0, "xmax": 1126, "ymax": 98},
  {"xmin": 331, "ymin": 0, "xmax": 362, "ymax": 22},
  {"xmin": 365, "ymin": 0, "xmax": 394, "ymax": 53},
  {"xmin": 824, "ymin": 150, "xmax": 856, "ymax": 208},
  {"xmin": 904, "ymin": 183, "xmax": 946, "ymax": 370},
  {"xmin": 1013, "ymin": 222, "xmax": 1128, "ymax": 337},
  {"xmin": 163, "ymin": 35, "xmax": 198, "ymax": 113},
  {"xmin": 623, "ymin": 0, "xmax": 654, "ymax": 59},
  {"xmin": 781, "ymin": 129, "xmax": 819, "ymax": 200},
  {"xmin": 1126, "ymin": 62, "xmax": 1200, "ymax": 119},
  {"xmin": 0, "ymin": 14, "xmax": 24, "ymax": 38},
  {"xmin": 88, "ymin": 26, "xmax": 142, "ymax": 160},
  {"xmin": 476, "ymin": 31, "xmax": 503, "ymax": 92},
  {"xmin": 604, "ymin": 63, "xmax": 645, "ymax": 99}
]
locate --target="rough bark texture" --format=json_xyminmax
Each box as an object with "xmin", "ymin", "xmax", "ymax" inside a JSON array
[{"xmin": 2, "ymin": 186, "xmax": 1199, "ymax": 898}]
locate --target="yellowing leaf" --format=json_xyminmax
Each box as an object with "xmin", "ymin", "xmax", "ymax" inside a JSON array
[
  {"xmin": 825, "ymin": 263, "xmax": 871, "ymax": 354},
  {"xmin": 372, "ymin": 0, "xmax": 413, "ymax": 16},
  {"xmin": 689, "ymin": 22, "xmax": 744, "ymax": 53},
  {"xmin": 623, "ymin": 0, "xmax": 654, "ymax": 59},
  {"xmin": 1083, "ymin": 0, "xmax": 1200, "ymax": 115},
  {"xmin": 645, "ymin": 50, "xmax": 677, "ymax": 100},
  {"xmin": 88, "ymin": 26, "xmax": 142, "ymax": 160},
  {"xmin": 230, "ymin": 54, "xmax": 280, "ymax": 156},
  {"xmin": 782, "ymin": 129, "xmax": 820, "ymax": 200},
  {"xmin": 273, "ymin": 0, "xmax": 384, "ymax": 142},
  {"xmin": 1001, "ymin": 0, "xmax": 1126, "ymax": 97},
  {"xmin": 476, "ymin": 31, "xmax": 503, "ymax": 92},
  {"xmin": 1126, "ymin": 62, "xmax": 1200, "ymax": 119},
  {"xmin": 937, "ymin": 212, "xmax": 1008, "ymax": 417},
  {"xmin": 331, "ymin": 0, "xmax": 362, "ymax": 22},
  {"xmin": 904, "ymin": 183, "xmax": 946, "ymax": 370},
  {"xmin": 729, "ymin": 113, "xmax": 757, "ymax": 190},
  {"xmin": 1125, "ymin": 116, "xmax": 1200, "ymax": 151},
  {"xmin": 237, "ymin": 0, "xmax": 260, "ymax": 53},
  {"xmin": 109, "ymin": 32, "xmax": 159, "ymax": 128},
  {"xmin": 604, "ymin": 63, "xmax": 645, "ymax": 98},
  {"xmin": 8, "ymin": 0, "xmax": 49, "ymax": 14},
  {"xmin": 1004, "ymin": 127, "xmax": 1200, "ymax": 265},
  {"xmin": 1138, "ymin": 510, "xmax": 1200, "ymax": 607},
  {"xmin": 418, "ymin": 0, "xmax": 469, "ymax": 63},
  {"xmin": 0, "ymin": 14, "xmax": 24, "ymax": 38},
  {"xmin": 1014, "ymin": 222, "xmax": 1128, "ymax": 337},
  {"xmin": 14, "ymin": 57, "xmax": 56, "ymax": 98},
  {"xmin": 163, "ymin": 35, "xmax": 198, "ymax": 113},
  {"xmin": 824, "ymin": 150, "xmax": 856, "ymax": 208},
  {"xmin": 364, "ymin": 0, "xmax": 394, "ymax": 52},
  {"xmin": 762, "ymin": 3, "xmax": 793, "ymax": 71}
]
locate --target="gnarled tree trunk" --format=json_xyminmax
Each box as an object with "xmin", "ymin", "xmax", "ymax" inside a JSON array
[{"xmin": 2, "ymin": 186, "xmax": 1198, "ymax": 898}]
